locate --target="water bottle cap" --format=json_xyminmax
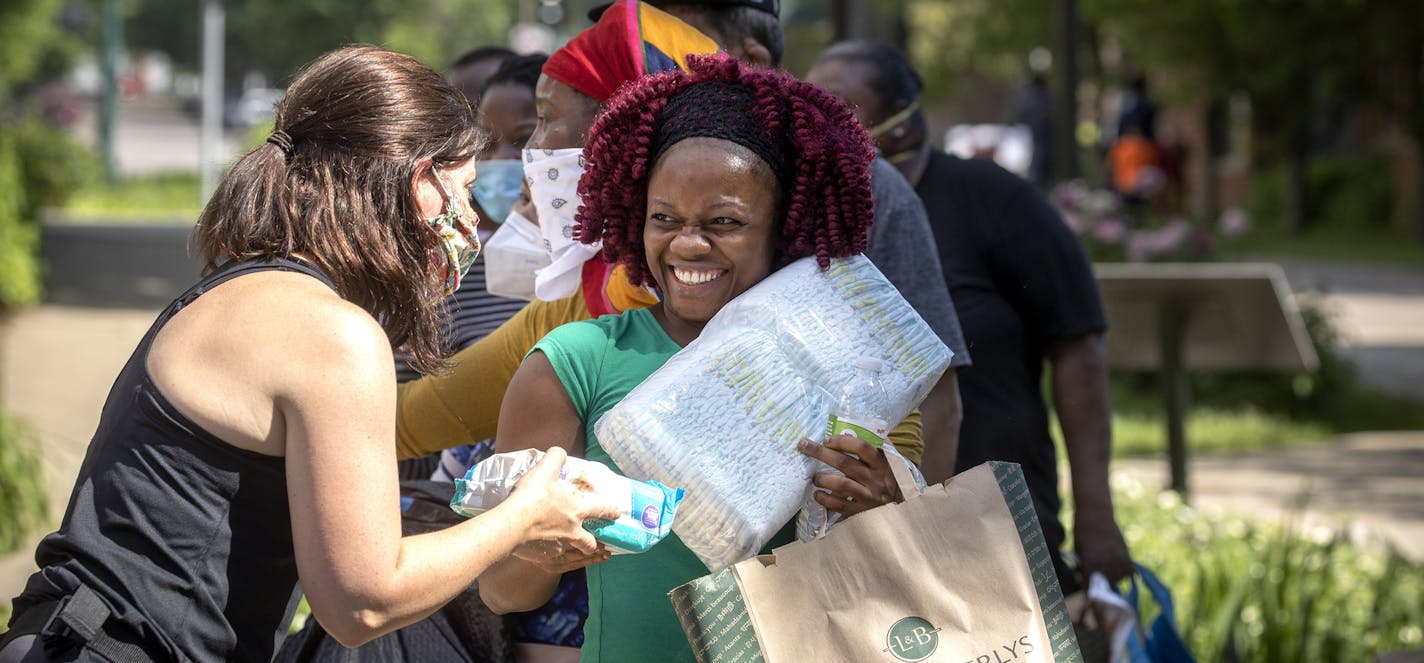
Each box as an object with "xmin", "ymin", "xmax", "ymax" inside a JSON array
[{"xmin": 853, "ymin": 356, "xmax": 884, "ymax": 372}]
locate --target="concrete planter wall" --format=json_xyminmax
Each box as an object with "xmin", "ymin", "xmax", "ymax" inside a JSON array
[{"xmin": 40, "ymin": 216, "xmax": 203, "ymax": 309}]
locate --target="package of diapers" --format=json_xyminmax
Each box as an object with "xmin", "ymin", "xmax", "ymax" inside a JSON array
[
  {"xmin": 450, "ymin": 449, "xmax": 684, "ymax": 554},
  {"xmin": 593, "ymin": 255, "xmax": 952, "ymax": 571}
]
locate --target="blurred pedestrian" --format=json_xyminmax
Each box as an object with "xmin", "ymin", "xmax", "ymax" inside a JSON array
[
  {"xmin": 447, "ymin": 46, "xmax": 516, "ymax": 107},
  {"xmin": 1014, "ymin": 71, "xmax": 1053, "ymax": 188},
  {"xmin": 807, "ymin": 40, "xmax": 1132, "ymax": 596}
]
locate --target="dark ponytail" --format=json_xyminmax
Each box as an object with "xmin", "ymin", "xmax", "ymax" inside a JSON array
[{"xmin": 195, "ymin": 45, "xmax": 485, "ymax": 375}]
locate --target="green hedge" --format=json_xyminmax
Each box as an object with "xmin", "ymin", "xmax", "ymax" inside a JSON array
[
  {"xmin": 1076, "ymin": 476, "xmax": 1424, "ymax": 661},
  {"xmin": 0, "ymin": 131, "xmax": 41, "ymax": 312},
  {"xmin": 1248, "ymin": 153, "xmax": 1394, "ymax": 232},
  {"xmin": 0, "ymin": 119, "xmax": 96, "ymax": 312},
  {"xmin": 0, "ymin": 412, "xmax": 48, "ymax": 555}
]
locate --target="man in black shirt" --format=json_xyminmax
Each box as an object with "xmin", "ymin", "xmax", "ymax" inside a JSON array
[{"xmin": 808, "ymin": 40, "xmax": 1130, "ymax": 593}]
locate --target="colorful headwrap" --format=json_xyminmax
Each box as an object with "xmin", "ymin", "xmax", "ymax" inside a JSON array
[
  {"xmin": 544, "ymin": 0, "xmax": 719, "ymax": 316},
  {"xmin": 543, "ymin": 0, "xmax": 720, "ymax": 104}
]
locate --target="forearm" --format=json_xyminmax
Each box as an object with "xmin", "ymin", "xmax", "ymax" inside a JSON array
[
  {"xmin": 1050, "ymin": 335, "xmax": 1114, "ymax": 509},
  {"xmin": 916, "ymin": 370, "xmax": 961, "ymax": 485},
  {"xmin": 306, "ymin": 498, "xmax": 533, "ymax": 646},
  {"xmin": 477, "ymin": 555, "xmax": 564, "ymax": 614}
]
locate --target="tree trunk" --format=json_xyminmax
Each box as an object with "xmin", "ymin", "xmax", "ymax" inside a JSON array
[
  {"xmin": 1414, "ymin": 43, "xmax": 1424, "ymax": 243},
  {"xmin": 1053, "ymin": 0, "xmax": 1079, "ymax": 184},
  {"xmin": 1284, "ymin": 137, "xmax": 1308, "ymax": 234},
  {"xmin": 1201, "ymin": 97, "xmax": 1224, "ymax": 223}
]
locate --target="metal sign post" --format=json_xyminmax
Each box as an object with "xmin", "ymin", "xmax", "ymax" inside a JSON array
[{"xmin": 1095, "ymin": 262, "xmax": 1320, "ymax": 496}]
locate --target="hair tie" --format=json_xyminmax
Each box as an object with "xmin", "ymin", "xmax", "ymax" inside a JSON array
[{"xmin": 266, "ymin": 130, "xmax": 294, "ymax": 156}]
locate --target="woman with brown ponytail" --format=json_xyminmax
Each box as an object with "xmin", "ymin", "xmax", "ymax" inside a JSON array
[{"xmin": 0, "ymin": 46, "xmax": 616, "ymax": 663}]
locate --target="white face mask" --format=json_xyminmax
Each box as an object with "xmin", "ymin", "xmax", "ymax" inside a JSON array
[
  {"xmin": 482, "ymin": 208, "xmax": 549, "ymax": 301},
  {"xmin": 523, "ymin": 147, "xmax": 602, "ymax": 300}
]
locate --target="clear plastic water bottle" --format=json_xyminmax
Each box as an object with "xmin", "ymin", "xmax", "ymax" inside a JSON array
[{"xmin": 797, "ymin": 356, "xmax": 890, "ymax": 540}]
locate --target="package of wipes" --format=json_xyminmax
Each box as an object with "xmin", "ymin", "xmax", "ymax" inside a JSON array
[
  {"xmin": 594, "ymin": 255, "xmax": 953, "ymax": 571},
  {"xmin": 450, "ymin": 449, "xmax": 684, "ymax": 554}
]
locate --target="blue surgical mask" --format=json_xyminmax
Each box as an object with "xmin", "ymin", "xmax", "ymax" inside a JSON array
[{"xmin": 468, "ymin": 159, "xmax": 525, "ymax": 225}]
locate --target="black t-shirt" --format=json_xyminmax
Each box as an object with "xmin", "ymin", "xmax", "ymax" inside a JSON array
[{"xmin": 915, "ymin": 150, "xmax": 1106, "ymax": 559}]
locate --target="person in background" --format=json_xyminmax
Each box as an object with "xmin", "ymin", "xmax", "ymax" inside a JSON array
[
  {"xmin": 1014, "ymin": 71, "xmax": 1052, "ymax": 189},
  {"xmin": 806, "ymin": 40, "xmax": 1132, "ymax": 595},
  {"xmin": 447, "ymin": 46, "xmax": 516, "ymax": 107},
  {"xmin": 393, "ymin": 0, "xmax": 969, "ymax": 476},
  {"xmin": 480, "ymin": 53, "xmax": 904, "ymax": 663},
  {"xmin": 0, "ymin": 45, "xmax": 615, "ymax": 663}
]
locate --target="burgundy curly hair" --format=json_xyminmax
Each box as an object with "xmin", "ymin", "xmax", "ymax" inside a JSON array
[{"xmin": 575, "ymin": 53, "xmax": 875, "ymax": 288}]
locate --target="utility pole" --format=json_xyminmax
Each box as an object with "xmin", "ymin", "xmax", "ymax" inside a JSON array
[
  {"xmin": 99, "ymin": 0, "xmax": 121, "ymax": 183},
  {"xmin": 199, "ymin": 0, "xmax": 224, "ymax": 203}
]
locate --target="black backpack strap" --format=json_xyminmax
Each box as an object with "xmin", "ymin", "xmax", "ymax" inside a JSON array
[{"xmin": 38, "ymin": 585, "xmax": 151, "ymax": 663}]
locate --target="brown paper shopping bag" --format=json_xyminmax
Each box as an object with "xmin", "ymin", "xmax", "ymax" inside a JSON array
[{"xmin": 669, "ymin": 461, "xmax": 1082, "ymax": 663}]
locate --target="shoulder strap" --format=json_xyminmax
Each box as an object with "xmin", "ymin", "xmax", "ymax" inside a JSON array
[{"xmin": 37, "ymin": 584, "xmax": 153, "ymax": 662}]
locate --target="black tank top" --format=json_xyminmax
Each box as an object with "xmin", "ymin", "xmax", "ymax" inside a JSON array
[{"xmin": 10, "ymin": 259, "xmax": 336, "ymax": 662}]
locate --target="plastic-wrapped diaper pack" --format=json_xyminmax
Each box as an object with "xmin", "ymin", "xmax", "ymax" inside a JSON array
[
  {"xmin": 594, "ymin": 255, "xmax": 953, "ymax": 571},
  {"xmin": 450, "ymin": 449, "xmax": 684, "ymax": 554}
]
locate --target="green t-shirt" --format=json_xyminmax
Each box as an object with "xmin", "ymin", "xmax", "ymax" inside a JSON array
[{"xmin": 533, "ymin": 308, "xmax": 795, "ymax": 663}]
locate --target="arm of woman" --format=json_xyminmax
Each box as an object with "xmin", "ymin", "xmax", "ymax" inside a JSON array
[
  {"xmin": 393, "ymin": 292, "xmax": 588, "ymax": 459},
  {"xmin": 478, "ymin": 350, "xmax": 608, "ymax": 614},
  {"xmin": 282, "ymin": 304, "xmax": 613, "ymax": 647}
]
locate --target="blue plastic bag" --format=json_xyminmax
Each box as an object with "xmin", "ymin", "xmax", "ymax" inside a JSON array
[{"xmin": 1124, "ymin": 564, "xmax": 1196, "ymax": 663}]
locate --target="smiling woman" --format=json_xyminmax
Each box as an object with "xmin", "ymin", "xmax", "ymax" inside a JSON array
[
  {"xmin": 477, "ymin": 54, "xmax": 899, "ymax": 663},
  {"xmin": 642, "ymin": 137, "xmax": 780, "ymax": 345}
]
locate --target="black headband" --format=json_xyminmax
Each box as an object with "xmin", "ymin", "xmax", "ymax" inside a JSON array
[{"xmin": 650, "ymin": 80, "xmax": 791, "ymax": 187}]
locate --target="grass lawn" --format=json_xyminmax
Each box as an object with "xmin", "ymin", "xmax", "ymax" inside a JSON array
[
  {"xmin": 1220, "ymin": 222, "xmax": 1424, "ymax": 267},
  {"xmin": 57, "ymin": 171, "xmax": 202, "ymax": 223}
]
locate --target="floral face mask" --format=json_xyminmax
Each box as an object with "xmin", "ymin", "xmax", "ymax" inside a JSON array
[{"xmin": 426, "ymin": 167, "xmax": 481, "ymax": 297}]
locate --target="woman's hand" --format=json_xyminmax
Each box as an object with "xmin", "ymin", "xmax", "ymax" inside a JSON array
[
  {"xmin": 501, "ymin": 447, "xmax": 620, "ymax": 562},
  {"xmin": 797, "ymin": 433, "xmax": 905, "ymax": 518}
]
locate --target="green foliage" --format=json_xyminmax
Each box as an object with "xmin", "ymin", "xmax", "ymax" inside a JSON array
[
  {"xmin": 0, "ymin": 132, "xmax": 42, "ymax": 311},
  {"xmin": 1098, "ymin": 476, "xmax": 1424, "ymax": 661},
  {"xmin": 1248, "ymin": 154, "xmax": 1394, "ymax": 233},
  {"xmin": 129, "ymin": 0, "xmax": 516, "ymax": 84},
  {"xmin": 61, "ymin": 171, "xmax": 202, "ymax": 222},
  {"xmin": 0, "ymin": 0, "xmax": 84, "ymax": 104},
  {"xmin": 1108, "ymin": 406, "xmax": 1329, "ymax": 458},
  {"xmin": 11, "ymin": 118, "xmax": 99, "ymax": 220},
  {"xmin": 0, "ymin": 412, "xmax": 49, "ymax": 555},
  {"xmin": 289, "ymin": 596, "xmax": 311, "ymax": 634},
  {"xmin": 904, "ymin": 0, "xmax": 1053, "ymax": 102}
]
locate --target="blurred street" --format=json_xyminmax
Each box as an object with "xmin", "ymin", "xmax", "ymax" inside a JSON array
[{"xmin": 71, "ymin": 93, "xmax": 246, "ymax": 176}]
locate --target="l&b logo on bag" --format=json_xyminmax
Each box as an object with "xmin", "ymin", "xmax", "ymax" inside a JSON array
[{"xmin": 883, "ymin": 616, "xmax": 940, "ymax": 662}]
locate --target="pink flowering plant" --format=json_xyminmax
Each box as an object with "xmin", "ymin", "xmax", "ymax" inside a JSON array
[{"xmin": 1050, "ymin": 180, "xmax": 1251, "ymax": 262}]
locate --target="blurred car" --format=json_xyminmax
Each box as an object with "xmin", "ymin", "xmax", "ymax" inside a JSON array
[{"xmin": 224, "ymin": 87, "xmax": 284, "ymax": 128}]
